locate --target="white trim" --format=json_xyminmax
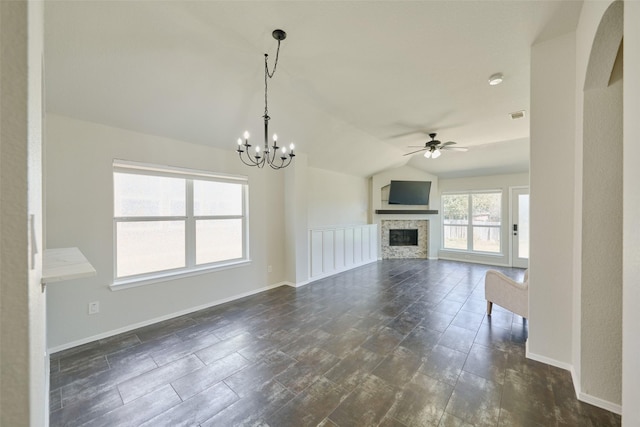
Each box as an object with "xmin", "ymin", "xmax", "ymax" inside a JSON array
[
  {"xmin": 308, "ymin": 224, "xmax": 378, "ymax": 280},
  {"xmin": 570, "ymin": 365, "xmax": 622, "ymax": 415},
  {"xmin": 112, "ymin": 162, "xmax": 250, "ymax": 283},
  {"xmin": 509, "ymin": 186, "xmax": 530, "ymax": 268},
  {"xmin": 525, "ymin": 341, "xmax": 574, "ymax": 371},
  {"xmin": 113, "ymin": 159, "xmax": 248, "ymax": 183},
  {"xmin": 110, "ymin": 260, "xmax": 251, "ymax": 291},
  {"xmin": 309, "ymin": 258, "xmax": 377, "ymax": 282},
  {"xmin": 49, "ymin": 280, "xmax": 288, "ymax": 354},
  {"xmin": 526, "ymin": 341, "xmax": 622, "ymax": 415},
  {"xmin": 441, "ymin": 190, "xmax": 504, "ymax": 254},
  {"xmin": 577, "ymin": 392, "xmax": 622, "ymax": 415},
  {"xmin": 285, "ymin": 280, "xmax": 311, "ymax": 288},
  {"xmin": 571, "ymin": 365, "xmax": 581, "ymax": 404},
  {"xmin": 437, "ymin": 254, "xmax": 510, "ymax": 267}
]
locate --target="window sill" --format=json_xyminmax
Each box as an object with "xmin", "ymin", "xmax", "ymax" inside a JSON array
[
  {"xmin": 439, "ymin": 249, "xmax": 504, "ymax": 257},
  {"xmin": 110, "ymin": 259, "xmax": 251, "ymax": 291}
]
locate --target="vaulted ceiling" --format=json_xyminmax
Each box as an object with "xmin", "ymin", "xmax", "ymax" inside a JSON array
[{"xmin": 44, "ymin": 1, "xmax": 583, "ymax": 178}]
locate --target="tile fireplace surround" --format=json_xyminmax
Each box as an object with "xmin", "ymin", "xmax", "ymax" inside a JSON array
[{"xmin": 381, "ymin": 220, "xmax": 428, "ymax": 259}]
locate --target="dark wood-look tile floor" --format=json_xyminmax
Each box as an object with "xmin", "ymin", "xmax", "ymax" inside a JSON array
[{"xmin": 49, "ymin": 260, "xmax": 621, "ymax": 426}]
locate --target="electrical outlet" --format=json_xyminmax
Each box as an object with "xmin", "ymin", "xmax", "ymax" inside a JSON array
[
  {"xmin": 88, "ymin": 301, "xmax": 100, "ymax": 315},
  {"xmin": 267, "ymin": 265, "xmax": 273, "ymax": 273}
]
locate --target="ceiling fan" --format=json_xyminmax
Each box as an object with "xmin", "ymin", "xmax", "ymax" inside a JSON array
[{"xmin": 403, "ymin": 133, "xmax": 468, "ymax": 158}]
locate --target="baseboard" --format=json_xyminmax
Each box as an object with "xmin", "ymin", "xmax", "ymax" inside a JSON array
[
  {"xmin": 285, "ymin": 280, "xmax": 310, "ymax": 288},
  {"xmin": 577, "ymin": 390, "xmax": 622, "ymax": 415},
  {"xmin": 307, "ymin": 258, "xmax": 377, "ymax": 283},
  {"xmin": 525, "ymin": 341, "xmax": 574, "ymax": 371},
  {"xmin": 48, "ymin": 281, "xmax": 287, "ymax": 354},
  {"xmin": 571, "ymin": 365, "xmax": 581, "ymax": 405},
  {"xmin": 527, "ymin": 342, "xmax": 622, "ymax": 415},
  {"xmin": 571, "ymin": 365, "xmax": 622, "ymax": 415},
  {"xmin": 437, "ymin": 255, "xmax": 510, "ymax": 267}
]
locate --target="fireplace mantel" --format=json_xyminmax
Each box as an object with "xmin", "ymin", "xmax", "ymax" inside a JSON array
[{"xmin": 375, "ymin": 210, "xmax": 438, "ymax": 215}]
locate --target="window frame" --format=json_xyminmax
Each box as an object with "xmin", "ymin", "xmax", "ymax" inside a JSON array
[
  {"xmin": 112, "ymin": 160, "xmax": 250, "ymax": 289},
  {"xmin": 441, "ymin": 190, "xmax": 503, "ymax": 254}
]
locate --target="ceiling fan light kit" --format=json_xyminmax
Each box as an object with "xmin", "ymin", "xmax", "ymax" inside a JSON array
[
  {"xmin": 236, "ymin": 29, "xmax": 295, "ymax": 170},
  {"xmin": 405, "ymin": 132, "xmax": 467, "ymax": 159}
]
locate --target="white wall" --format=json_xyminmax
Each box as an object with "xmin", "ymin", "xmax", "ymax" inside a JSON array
[
  {"xmin": 581, "ymin": 1, "xmax": 622, "ymax": 405},
  {"xmin": 530, "ymin": 0, "xmax": 639, "ymax": 416},
  {"xmin": 371, "ymin": 165, "xmax": 440, "ymax": 259},
  {"xmin": 438, "ymin": 173, "xmax": 529, "ymax": 266},
  {"xmin": 528, "ymin": 32, "xmax": 576, "ymax": 368},
  {"xmin": 623, "ymin": 1, "xmax": 640, "ymax": 424},
  {"xmin": 307, "ymin": 167, "xmax": 368, "ymax": 228},
  {"xmin": 284, "ymin": 154, "xmax": 309, "ymax": 286},
  {"xmin": 0, "ymin": 1, "xmax": 46, "ymax": 425},
  {"xmin": 45, "ymin": 115, "xmax": 286, "ymax": 349}
]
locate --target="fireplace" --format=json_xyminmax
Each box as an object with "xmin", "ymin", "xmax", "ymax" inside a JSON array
[
  {"xmin": 389, "ymin": 229, "xmax": 418, "ymax": 246},
  {"xmin": 380, "ymin": 220, "xmax": 429, "ymax": 259}
]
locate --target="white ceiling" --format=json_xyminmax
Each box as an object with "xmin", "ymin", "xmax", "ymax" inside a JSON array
[{"xmin": 44, "ymin": 1, "xmax": 583, "ymax": 178}]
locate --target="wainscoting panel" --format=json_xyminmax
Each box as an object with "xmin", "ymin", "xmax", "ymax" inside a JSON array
[
  {"xmin": 354, "ymin": 227, "xmax": 363, "ymax": 265},
  {"xmin": 309, "ymin": 224, "xmax": 378, "ymax": 280},
  {"xmin": 334, "ymin": 229, "xmax": 345, "ymax": 271},
  {"xmin": 310, "ymin": 230, "xmax": 324, "ymax": 277},
  {"xmin": 344, "ymin": 229, "xmax": 354, "ymax": 267},
  {"xmin": 322, "ymin": 230, "xmax": 335, "ymax": 273}
]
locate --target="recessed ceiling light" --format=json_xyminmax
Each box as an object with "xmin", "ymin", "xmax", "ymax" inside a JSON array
[{"xmin": 488, "ymin": 73, "xmax": 504, "ymax": 86}]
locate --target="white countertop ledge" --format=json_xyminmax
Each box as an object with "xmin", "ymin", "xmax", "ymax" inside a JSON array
[{"xmin": 42, "ymin": 247, "xmax": 97, "ymax": 284}]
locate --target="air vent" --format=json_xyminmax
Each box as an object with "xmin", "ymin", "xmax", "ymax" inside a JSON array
[{"xmin": 510, "ymin": 110, "xmax": 526, "ymax": 120}]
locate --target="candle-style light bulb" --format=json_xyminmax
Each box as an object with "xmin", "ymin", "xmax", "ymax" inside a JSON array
[
  {"xmin": 255, "ymin": 145, "xmax": 260, "ymax": 153},
  {"xmin": 243, "ymin": 131, "xmax": 250, "ymax": 140},
  {"xmin": 281, "ymin": 147, "xmax": 287, "ymax": 154},
  {"xmin": 273, "ymin": 134, "xmax": 278, "ymax": 142},
  {"xmin": 289, "ymin": 143, "xmax": 295, "ymax": 151},
  {"xmin": 237, "ymin": 138, "xmax": 242, "ymax": 146}
]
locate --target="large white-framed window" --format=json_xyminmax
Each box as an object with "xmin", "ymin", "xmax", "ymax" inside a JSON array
[
  {"xmin": 113, "ymin": 160, "xmax": 249, "ymax": 286},
  {"xmin": 442, "ymin": 190, "xmax": 502, "ymax": 254}
]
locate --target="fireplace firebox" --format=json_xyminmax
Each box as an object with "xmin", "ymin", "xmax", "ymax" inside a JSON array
[{"xmin": 389, "ymin": 229, "xmax": 418, "ymax": 246}]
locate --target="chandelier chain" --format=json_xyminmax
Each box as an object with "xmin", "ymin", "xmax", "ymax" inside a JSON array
[{"xmin": 264, "ymin": 40, "xmax": 281, "ymax": 117}]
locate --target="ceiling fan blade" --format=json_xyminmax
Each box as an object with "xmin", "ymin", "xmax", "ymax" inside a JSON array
[
  {"xmin": 403, "ymin": 148, "xmax": 427, "ymax": 156},
  {"xmin": 407, "ymin": 145, "xmax": 427, "ymax": 148},
  {"xmin": 442, "ymin": 146, "xmax": 468, "ymax": 152},
  {"xmin": 440, "ymin": 141, "xmax": 457, "ymax": 147},
  {"xmin": 388, "ymin": 130, "xmax": 429, "ymax": 139}
]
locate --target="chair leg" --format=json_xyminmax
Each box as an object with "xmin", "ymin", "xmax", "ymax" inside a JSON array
[{"xmin": 487, "ymin": 301, "xmax": 493, "ymax": 315}]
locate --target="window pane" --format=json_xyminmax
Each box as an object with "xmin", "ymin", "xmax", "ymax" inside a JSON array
[
  {"xmin": 444, "ymin": 225, "xmax": 468, "ymax": 250},
  {"xmin": 116, "ymin": 221, "xmax": 185, "ymax": 277},
  {"xmin": 194, "ymin": 180, "xmax": 243, "ymax": 216},
  {"xmin": 196, "ymin": 219, "xmax": 243, "ymax": 264},
  {"xmin": 472, "ymin": 193, "xmax": 501, "ymax": 225},
  {"xmin": 472, "ymin": 226, "xmax": 500, "ymax": 252},
  {"xmin": 443, "ymin": 194, "xmax": 469, "ymax": 225},
  {"xmin": 114, "ymin": 173, "xmax": 185, "ymax": 217}
]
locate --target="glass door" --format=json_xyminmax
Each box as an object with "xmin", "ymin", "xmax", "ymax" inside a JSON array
[{"xmin": 511, "ymin": 187, "xmax": 529, "ymax": 268}]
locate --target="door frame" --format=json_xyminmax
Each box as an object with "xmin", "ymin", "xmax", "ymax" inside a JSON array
[{"xmin": 509, "ymin": 186, "xmax": 529, "ymax": 268}]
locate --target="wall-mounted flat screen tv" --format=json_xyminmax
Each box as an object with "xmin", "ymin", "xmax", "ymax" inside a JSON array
[{"xmin": 388, "ymin": 180, "xmax": 431, "ymax": 205}]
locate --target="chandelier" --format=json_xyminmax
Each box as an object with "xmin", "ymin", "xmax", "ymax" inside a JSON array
[{"xmin": 236, "ymin": 29, "xmax": 295, "ymax": 170}]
